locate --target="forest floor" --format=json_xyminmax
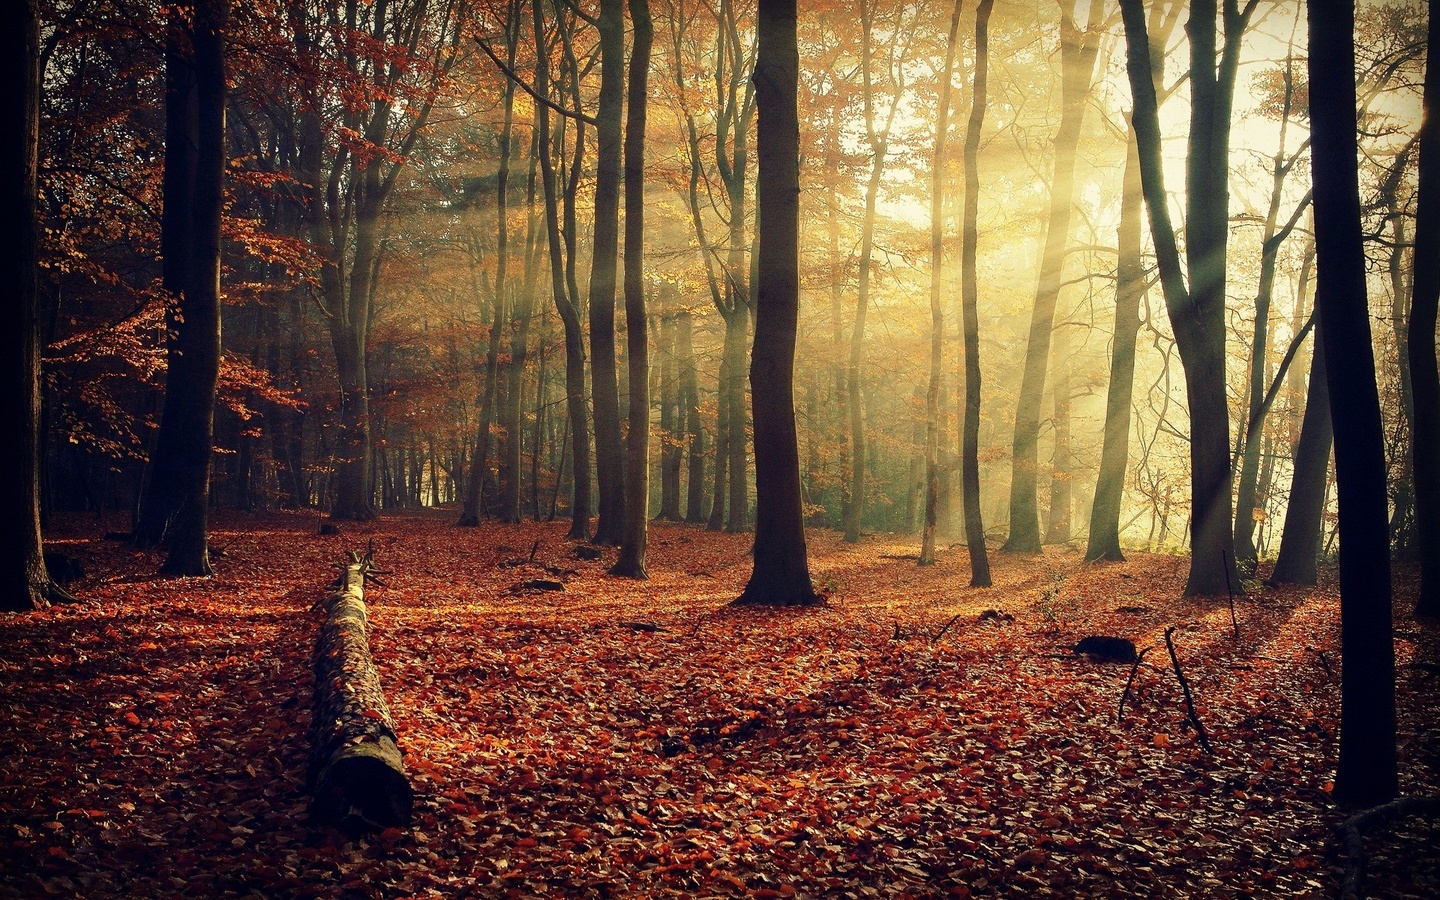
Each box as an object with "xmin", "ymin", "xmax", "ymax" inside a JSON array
[{"xmin": 3, "ymin": 509, "xmax": 1438, "ymax": 899}]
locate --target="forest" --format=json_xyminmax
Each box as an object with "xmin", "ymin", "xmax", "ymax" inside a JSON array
[{"xmin": 3, "ymin": 0, "xmax": 1439, "ymax": 896}]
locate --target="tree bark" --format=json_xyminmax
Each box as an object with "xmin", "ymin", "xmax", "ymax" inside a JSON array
[
  {"xmin": 532, "ymin": 0, "xmax": 592, "ymax": 540},
  {"xmin": 920, "ymin": 0, "xmax": 964, "ymax": 566},
  {"xmin": 1004, "ymin": 0, "xmax": 1103, "ymax": 553},
  {"xmin": 959, "ymin": 0, "xmax": 995, "ymax": 587},
  {"xmin": 1120, "ymin": 0, "xmax": 1246, "ymax": 596},
  {"xmin": 309, "ymin": 551, "xmax": 412, "ymax": 828},
  {"xmin": 612, "ymin": 0, "xmax": 652, "ymax": 579},
  {"xmin": 589, "ymin": 0, "xmax": 626, "ymax": 546},
  {"xmin": 679, "ymin": 309, "xmax": 706, "ymax": 523},
  {"xmin": 734, "ymin": 0, "xmax": 816, "ymax": 607},
  {"xmin": 1308, "ymin": 0, "xmax": 1398, "ymax": 808},
  {"xmin": 1411, "ymin": 0, "xmax": 1440, "ymax": 617},
  {"xmin": 1, "ymin": 0, "xmax": 70, "ymax": 610},
  {"xmin": 1270, "ymin": 323, "xmax": 1332, "ymax": 586}
]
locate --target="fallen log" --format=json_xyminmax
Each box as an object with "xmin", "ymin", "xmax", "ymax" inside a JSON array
[{"xmin": 309, "ymin": 549, "xmax": 412, "ymax": 829}]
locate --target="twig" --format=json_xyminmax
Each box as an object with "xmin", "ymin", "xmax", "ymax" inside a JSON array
[
  {"xmin": 1116, "ymin": 646, "xmax": 1154, "ymax": 723},
  {"xmin": 931, "ymin": 613, "xmax": 963, "ymax": 645},
  {"xmin": 618, "ymin": 621, "xmax": 666, "ymax": 633},
  {"xmin": 891, "ymin": 621, "xmax": 906, "ymax": 642},
  {"xmin": 1164, "ymin": 626, "xmax": 1213, "ymax": 753},
  {"xmin": 1222, "ymin": 550, "xmax": 1239, "ymax": 640},
  {"xmin": 1307, "ymin": 646, "xmax": 1334, "ymax": 677},
  {"xmin": 529, "ymin": 539, "xmax": 541, "ymax": 562}
]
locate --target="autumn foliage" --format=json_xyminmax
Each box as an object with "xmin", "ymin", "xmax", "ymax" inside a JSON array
[{"xmin": 3, "ymin": 513, "xmax": 1437, "ymax": 897}]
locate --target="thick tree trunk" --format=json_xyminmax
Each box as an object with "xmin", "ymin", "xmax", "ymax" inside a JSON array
[
  {"xmin": 589, "ymin": 0, "xmax": 626, "ymax": 546},
  {"xmin": 1004, "ymin": 1, "xmax": 1102, "ymax": 553},
  {"xmin": 612, "ymin": 0, "xmax": 652, "ymax": 579},
  {"xmin": 959, "ymin": 0, "xmax": 995, "ymax": 587},
  {"xmin": 1412, "ymin": 0, "xmax": 1440, "ymax": 618},
  {"xmin": 734, "ymin": 0, "xmax": 816, "ymax": 607},
  {"xmin": 309, "ymin": 551, "xmax": 412, "ymax": 828},
  {"xmin": 1, "ymin": 0, "xmax": 68, "ymax": 610},
  {"xmin": 1308, "ymin": 0, "xmax": 1397, "ymax": 808},
  {"xmin": 1120, "ymin": 0, "xmax": 1243, "ymax": 597},
  {"xmin": 140, "ymin": 0, "xmax": 227, "ymax": 574}
]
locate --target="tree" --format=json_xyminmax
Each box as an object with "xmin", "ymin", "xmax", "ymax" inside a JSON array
[
  {"xmin": 734, "ymin": 0, "xmax": 816, "ymax": 607},
  {"xmin": 612, "ymin": 0, "xmax": 653, "ymax": 579},
  {"xmin": 919, "ymin": 0, "xmax": 964, "ymax": 567},
  {"xmin": 529, "ymin": 0, "xmax": 593, "ymax": 540},
  {"xmin": 1002, "ymin": 0, "xmax": 1105, "ymax": 553},
  {"xmin": 1270, "ymin": 320, "xmax": 1331, "ymax": 586},
  {"xmin": 955, "ymin": 0, "xmax": 995, "ymax": 588},
  {"xmin": 843, "ymin": 0, "xmax": 911, "ymax": 544},
  {"xmin": 1411, "ymin": 0, "xmax": 1439, "ymax": 618},
  {"xmin": 134, "ymin": 0, "xmax": 229, "ymax": 576},
  {"xmin": 1120, "ymin": 0, "xmax": 1252, "ymax": 596},
  {"xmin": 1087, "ymin": 0, "xmax": 1181, "ymax": 563},
  {"xmin": 2, "ymin": 0, "xmax": 70, "ymax": 611},
  {"xmin": 1308, "ymin": 0, "xmax": 1398, "ymax": 808},
  {"xmin": 589, "ymin": 0, "xmax": 627, "ymax": 546},
  {"xmin": 292, "ymin": 0, "xmax": 463, "ymax": 521}
]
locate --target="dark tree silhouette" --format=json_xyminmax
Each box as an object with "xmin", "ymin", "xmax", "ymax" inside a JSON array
[
  {"xmin": 612, "ymin": 0, "xmax": 653, "ymax": 579},
  {"xmin": 734, "ymin": 0, "xmax": 816, "ymax": 607},
  {"xmin": 1308, "ymin": 0, "xmax": 1398, "ymax": 808},
  {"xmin": 1410, "ymin": 0, "xmax": 1439, "ymax": 618},
  {"xmin": 2, "ymin": 0, "xmax": 71, "ymax": 610},
  {"xmin": 1269, "ymin": 325, "xmax": 1333, "ymax": 587},
  {"xmin": 135, "ymin": 0, "xmax": 228, "ymax": 575}
]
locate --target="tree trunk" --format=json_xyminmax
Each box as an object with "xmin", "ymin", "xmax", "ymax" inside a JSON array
[
  {"xmin": 1044, "ymin": 322, "xmax": 1073, "ymax": 544},
  {"xmin": 1411, "ymin": 0, "xmax": 1440, "ymax": 617},
  {"xmin": 920, "ymin": 0, "xmax": 964, "ymax": 566},
  {"xmin": 1087, "ymin": 127, "xmax": 1145, "ymax": 562},
  {"xmin": 1003, "ymin": 0, "xmax": 1103, "ymax": 553},
  {"xmin": 1, "ymin": 0, "xmax": 68, "ymax": 610},
  {"xmin": 959, "ymin": 0, "xmax": 995, "ymax": 587},
  {"xmin": 724, "ymin": 305, "xmax": 750, "ymax": 532},
  {"xmin": 734, "ymin": 0, "xmax": 816, "ymax": 607},
  {"xmin": 309, "ymin": 551, "xmax": 412, "ymax": 828},
  {"xmin": 612, "ymin": 0, "xmax": 652, "ymax": 579},
  {"xmin": 679, "ymin": 309, "xmax": 706, "ymax": 523},
  {"xmin": 531, "ymin": 0, "xmax": 591, "ymax": 540},
  {"xmin": 1270, "ymin": 327, "xmax": 1332, "ymax": 586},
  {"xmin": 589, "ymin": 0, "xmax": 626, "ymax": 546},
  {"xmin": 1120, "ymin": 0, "xmax": 1244, "ymax": 596},
  {"xmin": 1308, "ymin": 0, "xmax": 1397, "ymax": 808},
  {"xmin": 658, "ymin": 297, "xmax": 683, "ymax": 521}
]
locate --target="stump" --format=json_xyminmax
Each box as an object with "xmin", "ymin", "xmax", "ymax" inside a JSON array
[{"xmin": 308, "ymin": 550, "xmax": 412, "ymax": 829}]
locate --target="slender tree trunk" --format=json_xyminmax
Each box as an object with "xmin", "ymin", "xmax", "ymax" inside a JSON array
[
  {"xmin": 589, "ymin": 0, "xmax": 626, "ymax": 545},
  {"xmin": 1087, "ymin": 127, "xmax": 1145, "ymax": 562},
  {"xmin": 920, "ymin": 0, "xmax": 963, "ymax": 566},
  {"xmin": 1044, "ymin": 323, "xmax": 1072, "ymax": 543},
  {"xmin": 708, "ymin": 349, "xmax": 729, "ymax": 529},
  {"xmin": 612, "ymin": 0, "xmax": 652, "ymax": 578},
  {"xmin": 680, "ymin": 309, "xmax": 706, "ymax": 523},
  {"xmin": 1003, "ymin": 0, "xmax": 1103, "ymax": 553},
  {"xmin": 734, "ymin": 0, "xmax": 816, "ymax": 607},
  {"xmin": 958, "ymin": 0, "xmax": 995, "ymax": 587},
  {"xmin": 724, "ymin": 305, "xmax": 750, "ymax": 532},
  {"xmin": 1308, "ymin": 0, "xmax": 1397, "ymax": 808},
  {"xmin": 658, "ymin": 297, "xmax": 683, "ymax": 521},
  {"xmin": 532, "ymin": 0, "xmax": 591, "ymax": 539},
  {"xmin": 1412, "ymin": 0, "xmax": 1440, "ymax": 617}
]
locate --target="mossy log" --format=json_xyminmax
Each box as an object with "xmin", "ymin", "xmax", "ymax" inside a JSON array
[{"xmin": 308, "ymin": 549, "xmax": 412, "ymax": 828}]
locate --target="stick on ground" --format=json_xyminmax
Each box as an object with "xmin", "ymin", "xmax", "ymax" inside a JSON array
[{"xmin": 1164, "ymin": 626, "xmax": 1212, "ymax": 753}]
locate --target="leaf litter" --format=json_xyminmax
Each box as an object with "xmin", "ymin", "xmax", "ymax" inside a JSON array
[{"xmin": 2, "ymin": 509, "xmax": 1438, "ymax": 898}]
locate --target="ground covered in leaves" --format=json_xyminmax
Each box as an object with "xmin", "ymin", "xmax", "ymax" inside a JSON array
[{"xmin": 3, "ymin": 509, "xmax": 1438, "ymax": 898}]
